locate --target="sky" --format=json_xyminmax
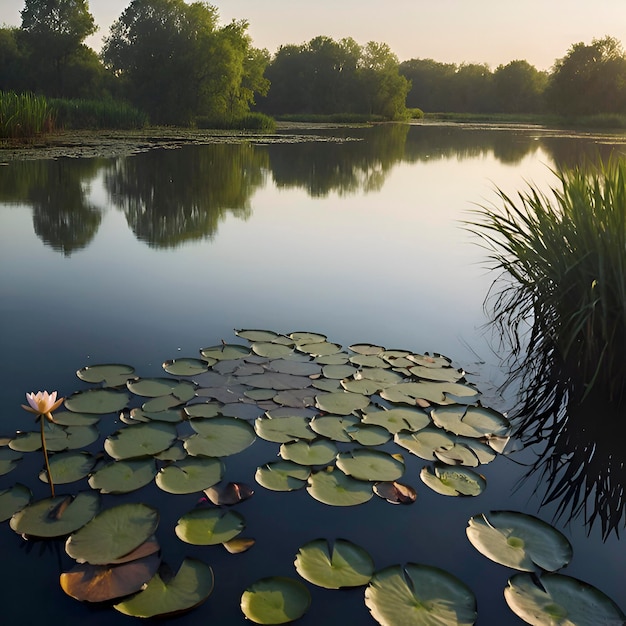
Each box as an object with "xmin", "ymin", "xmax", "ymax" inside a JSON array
[{"xmin": 1, "ymin": 0, "xmax": 625, "ymax": 71}]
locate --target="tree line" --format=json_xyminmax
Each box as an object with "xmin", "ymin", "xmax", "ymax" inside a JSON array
[{"xmin": 0, "ymin": 0, "xmax": 625, "ymax": 125}]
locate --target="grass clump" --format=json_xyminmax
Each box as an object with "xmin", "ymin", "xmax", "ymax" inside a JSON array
[
  {"xmin": 196, "ymin": 113, "xmax": 276, "ymax": 132},
  {"xmin": 51, "ymin": 98, "xmax": 148, "ymax": 130},
  {"xmin": 471, "ymin": 158, "xmax": 626, "ymax": 405},
  {"xmin": 0, "ymin": 91, "xmax": 54, "ymax": 139}
]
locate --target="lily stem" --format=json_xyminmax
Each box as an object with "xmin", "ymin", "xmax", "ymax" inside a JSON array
[{"xmin": 40, "ymin": 417, "xmax": 55, "ymax": 497}]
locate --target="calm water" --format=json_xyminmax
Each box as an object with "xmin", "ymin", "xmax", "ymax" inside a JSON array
[{"xmin": 1, "ymin": 123, "xmax": 625, "ymax": 624}]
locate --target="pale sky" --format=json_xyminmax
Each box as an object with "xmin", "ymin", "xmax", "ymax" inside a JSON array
[{"xmin": 1, "ymin": 0, "xmax": 625, "ymax": 71}]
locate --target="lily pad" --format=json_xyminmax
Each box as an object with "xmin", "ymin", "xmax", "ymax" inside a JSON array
[
  {"xmin": 48, "ymin": 410, "xmax": 100, "ymax": 427},
  {"xmin": 184, "ymin": 402, "xmax": 222, "ymax": 418},
  {"xmin": 394, "ymin": 428, "xmax": 458, "ymax": 461},
  {"xmin": 336, "ymin": 448, "xmax": 405, "ymax": 482},
  {"xmin": 127, "ymin": 377, "xmax": 180, "ymax": 398},
  {"xmin": 373, "ymin": 481, "xmax": 417, "ymax": 505},
  {"xmin": 200, "ymin": 343, "xmax": 250, "ymax": 360},
  {"xmin": 309, "ymin": 414, "xmax": 360, "ymax": 442},
  {"xmin": 114, "ymin": 558, "xmax": 215, "ymax": 618},
  {"xmin": 431, "ymin": 405, "xmax": 510, "ymax": 438},
  {"xmin": 65, "ymin": 502, "xmax": 159, "ymax": 565},
  {"xmin": 294, "ymin": 538, "xmax": 374, "ymax": 589},
  {"xmin": 466, "ymin": 510, "xmax": 573, "ymax": 572},
  {"xmin": 64, "ymin": 389, "xmax": 130, "ymax": 414},
  {"xmin": 155, "ymin": 457, "xmax": 224, "ymax": 494},
  {"xmin": 290, "ymin": 331, "xmax": 327, "ymax": 344},
  {"xmin": 408, "ymin": 364, "xmax": 465, "ymax": 382},
  {"xmin": 162, "ymin": 358, "xmax": 210, "ymax": 376},
  {"xmin": 254, "ymin": 414, "xmax": 315, "ymax": 443},
  {"xmin": 76, "ymin": 363, "xmax": 136, "ymax": 387},
  {"xmin": 251, "ymin": 342, "xmax": 294, "ymax": 358},
  {"xmin": 434, "ymin": 436, "xmax": 496, "ymax": 467},
  {"xmin": 175, "ymin": 507, "xmax": 245, "ymax": 545},
  {"xmin": 315, "ymin": 391, "xmax": 370, "ymax": 415},
  {"xmin": 364, "ymin": 563, "xmax": 477, "ymax": 626},
  {"xmin": 185, "ymin": 417, "xmax": 256, "ymax": 457},
  {"xmin": 0, "ymin": 448, "xmax": 22, "ymax": 475},
  {"xmin": 255, "ymin": 461, "xmax": 311, "ymax": 491},
  {"xmin": 104, "ymin": 422, "xmax": 178, "ymax": 460},
  {"xmin": 60, "ymin": 553, "xmax": 161, "ymax": 602},
  {"xmin": 279, "ymin": 439, "xmax": 338, "ymax": 466},
  {"xmin": 88, "ymin": 459, "xmax": 157, "ymax": 494},
  {"xmin": 10, "ymin": 491, "xmax": 100, "ymax": 538},
  {"xmin": 504, "ymin": 572, "xmax": 626, "ymax": 626},
  {"xmin": 0, "ymin": 484, "xmax": 31, "ymax": 522},
  {"xmin": 40, "ymin": 450, "xmax": 96, "ymax": 485},
  {"xmin": 307, "ymin": 467, "xmax": 373, "ymax": 506},
  {"xmin": 241, "ymin": 576, "xmax": 311, "ymax": 624},
  {"xmin": 420, "ymin": 463, "xmax": 486, "ymax": 496},
  {"xmin": 361, "ymin": 407, "xmax": 430, "ymax": 434},
  {"xmin": 346, "ymin": 423, "xmax": 392, "ymax": 446},
  {"xmin": 236, "ymin": 329, "xmax": 282, "ymax": 342},
  {"xmin": 204, "ymin": 482, "xmax": 254, "ymax": 506}
]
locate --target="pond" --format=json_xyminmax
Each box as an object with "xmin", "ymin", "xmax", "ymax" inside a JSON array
[{"xmin": 1, "ymin": 122, "xmax": 625, "ymax": 625}]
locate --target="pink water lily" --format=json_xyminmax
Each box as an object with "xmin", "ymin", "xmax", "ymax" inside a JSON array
[
  {"xmin": 21, "ymin": 390, "xmax": 64, "ymax": 498},
  {"xmin": 22, "ymin": 390, "xmax": 64, "ymax": 423}
]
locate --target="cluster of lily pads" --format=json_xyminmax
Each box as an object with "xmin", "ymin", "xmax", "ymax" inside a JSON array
[{"xmin": 0, "ymin": 329, "xmax": 624, "ymax": 624}]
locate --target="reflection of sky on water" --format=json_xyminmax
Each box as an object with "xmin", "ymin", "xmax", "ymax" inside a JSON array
[{"xmin": 1, "ymin": 126, "xmax": 625, "ymax": 624}]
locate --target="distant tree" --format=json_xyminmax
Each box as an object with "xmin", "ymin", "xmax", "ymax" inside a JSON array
[
  {"xmin": 0, "ymin": 27, "xmax": 26, "ymax": 92},
  {"xmin": 546, "ymin": 36, "xmax": 626, "ymax": 115},
  {"xmin": 493, "ymin": 60, "xmax": 547, "ymax": 113},
  {"xmin": 399, "ymin": 58, "xmax": 457, "ymax": 111},
  {"xmin": 357, "ymin": 41, "xmax": 409, "ymax": 119},
  {"xmin": 450, "ymin": 63, "xmax": 494, "ymax": 112},
  {"xmin": 102, "ymin": 0, "xmax": 268, "ymax": 124},
  {"xmin": 18, "ymin": 0, "xmax": 97, "ymax": 96}
]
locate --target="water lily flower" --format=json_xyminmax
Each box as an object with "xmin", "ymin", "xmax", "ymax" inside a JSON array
[
  {"xmin": 21, "ymin": 390, "xmax": 64, "ymax": 498},
  {"xmin": 22, "ymin": 390, "xmax": 64, "ymax": 423}
]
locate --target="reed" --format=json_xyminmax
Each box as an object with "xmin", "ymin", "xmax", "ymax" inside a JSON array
[
  {"xmin": 0, "ymin": 91, "xmax": 54, "ymax": 139},
  {"xmin": 471, "ymin": 158, "xmax": 626, "ymax": 405},
  {"xmin": 51, "ymin": 98, "xmax": 148, "ymax": 129}
]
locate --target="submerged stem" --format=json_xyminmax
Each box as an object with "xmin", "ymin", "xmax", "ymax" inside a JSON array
[{"xmin": 40, "ymin": 417, "xmax": 55, "ymax": 497}]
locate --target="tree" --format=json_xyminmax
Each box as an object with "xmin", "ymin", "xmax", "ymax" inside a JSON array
[
  {"xmin": 102, "ymin": 0, "xmax": 268, "ymax": 124},
  {"xmin": 493, "ymin": 60, "xmax": 547, "ymax": 113},
  {"xmin": 0, "ymin": 28, "xmax": 26, "ymax": 92},
  {"xmin": 19, "ymin": 0, "xmax": 97, "ymax": 96},
  {"xmin": 546, "ymin": 36, "xmax": 626, "ymax": 115},
  {"xmin": 400, "ymin": 58, "xmax": 457, "ymax": 111}
]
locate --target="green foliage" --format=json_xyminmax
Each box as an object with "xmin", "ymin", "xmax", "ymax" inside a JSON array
[
  {"xmin": 50, "ymin": 98, "xmax": 148, "ymax": 129},
  {"xmin": 471, "ymin": 157, "xmax": 626, "ymax": 404},
  {"xmin": 0, "ymin": 90, "xmax": 54, "ymax": 138},
  {"xmin": 547, "ymin": 36, "xmax": 626, "ymax": 115},
  {"xmin": 407, "ymin": 107, "xmax": 424, "ymax": 119},
  {"xmin": 493, "ymin": 60, "xmax": 548, "ymax": 113}
]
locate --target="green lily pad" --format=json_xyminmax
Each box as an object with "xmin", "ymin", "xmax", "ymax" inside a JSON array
[
  {"xmin": 279, "ymin": 439, "xmax": 338, "ymax": 465},
  {"xmin": 420, "ymin": 463, "xmax": 486, "ymax": 496},
  {"xmin": 255, "ymin": 461, "xmax": 311, "ymax": 491},
  {"xmin": 336, "ymin": 448, "xmax": 405, "ymax": 482},
  {"xmin": 408, "ymin": 364, "xmax": 465, "ymax": 382},
  {"xmin": 60, "ymin": 553, "xmax": 161, "ymax": 602},
  {"xmin": 64, "ymin": 389, "xmax": 130, "ymax": 414},
  {"xmin": 298, "ymin": 341, "xmax": 342, "ymax": 356},
  {"xmin": 140, "ymin": 395, "xmax": 183, "ymax": 412},
  {"xmin": 104, "ymin": 422, "xmax": 178, "ymax": 460},
  {"xmin": 241, "ymin": 576, "xmax": 311, "ymax": 624},
  {"xmin": 294, "ymin": 538, "xmax": 374, "ymax": 589},
  {"xmin": 269, "ymin": 359, "xmax": 322, "ymax": 376},
  {"xmin": 349, "ymin": 343, "xmax": 385, "ymax": 355},
  {"xmin": 307, "ymin": 467, "xmax": 373, "ymax": 506},
  {"xmin": 10, "ymin": 424, "xmax": 97, "ymax": 453},
  {"xmin": 40, "ymin": 451, "xmax": 96, "ymax": 485},
  {"xmin": 76, "ymin": 363, "xmax": 136, "ymax": 387},
  {"xmin": 361, "ymin": 407, "xmax": 430, "ymax": 434},
  {"xmin": 0, "ymin": 484, "xmax": 31, "ymax": 522},
  {"xmin": 504, "ymin": 572, "xmax": 626, "ymax": 626},
  {"xmin": 10, "ymin": 491, "xmax": 100, "ymax": 538},
  {"xmin": 309, "ymin": 414, "xmax": 360, "ymax": 442},
  {"xmin": 251, "ymin": 342, "xmax": 294, "ymax": 358},
  {"xmin": 407, "ymin": 353, "xmax": 452, "ymax": 368},
  {"xmin": 236, "ymin": 329, "xmax": 281, "ymax": 342},
  {"xmin": 466, "ymin": 510, "xmax": 573, "ymax": 572},
  {"xmin": 364, "ymin": 563, "xmax": 477, "ymax": 626},
  {"xmin": 346, "ymin": 423, "xmax": 392, "ymax": 446},
  {"xmin": 394, "ymin": 428, "xmax": 458, "ymax": 460},
  {"xmin": 200, "ymin": 343, "xmax": 250, "ymax": 360},
  {"xmin": 65, "ymin": 502, "xmax": 159, "ymax": 565},
  {"xmin": 315, "ymin": 391, "xmax": 370, "ymax": 415},
  {"xmin": 431, "ymin": 405, "xmax": 510, "ymax": 438},
  {"xmin": 131, "ymin": 407, "xmax": 184, "ymax": 423},
  {"xmin": 114, "ymin": 558, "xmax": 215, "ymax": 618},
  {"xmin": 88, "ymin": 459, "xmax": 157, "ymax": 494},
  {"xmin": 0, "ymin": 448, "xmax": 22, "ymax": 475},
  {"xmin": 349, "ymin": 354, "xmax": 389, "ymax": 368},
  {"xmin": 322, "ymin": 364, "xmax": 358, "ymax": 379},
  {"xmin": 127, "ymin": 377, "xmax": 180, "ymax": 397},
  {"xmin": 155, "ymin": 457, "xmax": 224, "ymax": 494},
  {"xmin": 239, "ymin": 371, "xmax": 313, "ymax": 390},
  {"xmin": 185, "ymin": 417, "xmax": 256, "ymax": 457},
  {"xmin": 290, "ymin": 331, "xmax": 327, "ymax": 344},
  {"xmin": 51, "ymin": 410, "xmax": 100, "ymax": 426},
  {"xmin": 381, "ymin": 381, "xmax": 479, "ymax": 406},
  {"xmin": 434, "ymin": 436, "xmax": 496, "ymax": 467},
  {"xmin": 175, "ymin": 507, "xmax": 245, "ymax": 545},
  {"xmin": 162, "ymin": 358, "xmax": 210, "ymax": 376},
  {"xmin": 254, "ymin": 414, "xmax": 315, "ymax": 443}
]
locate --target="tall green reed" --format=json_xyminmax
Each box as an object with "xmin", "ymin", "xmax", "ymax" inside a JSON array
[
  {"xmin": 470, "ymin": 158, "xmax": 626, "ymax": 405},
  {"xmin": 0, "ymin": 91, "xmax": 54, "ymax": 139}
]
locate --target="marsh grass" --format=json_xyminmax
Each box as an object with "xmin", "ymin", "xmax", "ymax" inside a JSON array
[
  {"xmin": 471, "ymin": 158, "xmax": 626, "ymax": 405},
  {"xmin": 196, "ymin": 113, "xmax": 276, "ymax": 131},
  {"xmin": 51, "ymin": 98, "xmax": 148, "ymax": 129},
  {"xmin": 0, "ymin": 91, "xmax": 54, "ymax": 139}
]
